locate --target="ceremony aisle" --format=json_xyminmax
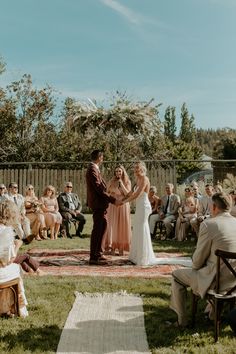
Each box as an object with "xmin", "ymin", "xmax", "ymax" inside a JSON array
[{"xmin": 57, "ymin": 291, "xmax": 150, "ymax": 354}]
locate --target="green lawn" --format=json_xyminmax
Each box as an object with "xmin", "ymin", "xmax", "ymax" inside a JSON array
[{"xmin": 1, "ymin": 214, "xmax": 236, "ymax": 354}]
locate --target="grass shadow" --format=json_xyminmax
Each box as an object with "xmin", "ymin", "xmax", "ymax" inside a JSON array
[{"xmin": 1, "ymin": 325, "xmax": 61, "ymax": 352}]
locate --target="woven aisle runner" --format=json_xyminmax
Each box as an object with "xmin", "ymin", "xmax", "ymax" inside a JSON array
[{"xmin": 57, "ymin": 292, "xmax": 150, "ymax": 354}]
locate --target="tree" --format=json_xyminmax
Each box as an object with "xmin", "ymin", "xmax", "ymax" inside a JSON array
[
  {"xmin": 6, "ymin": 74, "xmax": 56, "ymax": 161},
  {"xmin": 164, "ymin": 106, "xmax": 176, "ymax": 142},
  {"xmin": 0, "ymin": 87, "xmax": 17, "ymax": 161},
  {"xmin": 168, "ymin": 139, "xmax": 202, "ymax": 182},
  {"xmin": 213, "ymin": 130, "xmax": 236, "ymax": 160},
  {"xmin": 0, "ymin": 56, "xmax": 6, "ymax": 75},
  {"xmin": 179, "ymin": 103, "xmax": 196, "ymax": 143}
]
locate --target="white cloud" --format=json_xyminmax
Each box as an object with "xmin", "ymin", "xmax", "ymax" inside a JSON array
[{"xmin": 100, "ymin": 0, "xmax": 141, "ymax": 25}]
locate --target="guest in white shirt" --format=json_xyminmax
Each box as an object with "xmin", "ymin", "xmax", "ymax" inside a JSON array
[
  {"xmin": 190, "ymin": 184, "xmax": 215, "ymax": 236},
  {"xmin": 7, "ymin": 182, "xmax": 31, "ymax": 240}
]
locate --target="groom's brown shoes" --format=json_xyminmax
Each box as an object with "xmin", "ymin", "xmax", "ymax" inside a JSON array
[
  {"xmin": 99, "ymin": 255, "xmax": 108, "ymax": 261},
  {"xmin": 89, "ymin": 259, "xmax": 109, "ymax": 266}
]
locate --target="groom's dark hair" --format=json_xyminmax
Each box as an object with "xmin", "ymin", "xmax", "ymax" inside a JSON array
[{"xmin": 91, "ymin": 149, "xmax": 103, "ymax": 161}]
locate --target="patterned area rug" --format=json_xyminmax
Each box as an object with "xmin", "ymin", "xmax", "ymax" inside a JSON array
[
  {"xmin": 27, "ymin": 248, "xmax": 190, "ymax": 278},
  {"xmin": 56, "ymin": 292, "xmax": 150, "ymax": 354}
]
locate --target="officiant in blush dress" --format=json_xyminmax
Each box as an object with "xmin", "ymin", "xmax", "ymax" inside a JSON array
[{"xmin": 102, "ymin": 165, "xmax": 132, "ymax": 256}]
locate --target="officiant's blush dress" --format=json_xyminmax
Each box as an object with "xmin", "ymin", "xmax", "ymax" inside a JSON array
[{"xmin": 104, "ymin": 185, "xmax": 131, "ymax": 254}]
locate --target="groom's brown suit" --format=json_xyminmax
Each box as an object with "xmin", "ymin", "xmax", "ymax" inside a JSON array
[{"xmin": 86, "ymin": 162, "xmax": 116, "ymax": 261}]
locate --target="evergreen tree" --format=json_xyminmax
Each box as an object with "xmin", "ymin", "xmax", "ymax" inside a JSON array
[
  {"xmin": 179, "ymin": 103, "xmax": 196, "ymax": 143},
  {"xmin": 164, "ymin": 106, "xmax": 176, "ymax": 142},
  {"xmin": 0, "ymin": 56, "xmax": 5, "ymax": 75}
]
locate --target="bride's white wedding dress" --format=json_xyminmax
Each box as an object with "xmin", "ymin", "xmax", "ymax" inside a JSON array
[{"xmin": 129, "ymin": 192, "xmax": 192, "ymax": 267}]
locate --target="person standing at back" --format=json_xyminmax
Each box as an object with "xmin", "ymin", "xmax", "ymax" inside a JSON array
[{"xmin": 86, "ymin": 150, "xmax": 117, "ymax": 265}]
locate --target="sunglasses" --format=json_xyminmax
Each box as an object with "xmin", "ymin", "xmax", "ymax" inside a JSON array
[
  {"xmin": 66, "ymin": 186, "xmax": 72, "ymax": 188},
  {"xmin": 12, "ymin": 186, "xmax": 18, "ymax": 188}
]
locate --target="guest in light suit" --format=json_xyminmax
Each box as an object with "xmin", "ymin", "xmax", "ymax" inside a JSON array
[
  {"xmin": 149, "ymin": 183, "xmax": 180, "ymax": 239},
  {"xmin": 169, "ymin": 192, "xmax": 236, "ymax": 327},
  {"xmin": 58, "ymin": 182, "xmax": 86, "ymax": 238},
  {"xmin": 7, "ymin": 182, "xmax": 31, "ymax": 240},
  {"xmin": 190, "ymin": 184, "xmax": 215, "ymax": 236}
]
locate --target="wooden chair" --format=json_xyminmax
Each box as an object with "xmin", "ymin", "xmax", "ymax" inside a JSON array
[
  {"xmin": 153, "ymin": 220, "xmax": 165, "ymax": 239},
  {"xmin": 192, "ymin": 249, "xmax": 236, "ymax": 342},
  {"xmin": 0, "ymin": 278, "xmax": 20, "ymax": 317}
]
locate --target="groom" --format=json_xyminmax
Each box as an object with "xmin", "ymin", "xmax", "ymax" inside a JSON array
[{"xmin": 86, "ymin": 150, "xmax": 117, "ymax": 265}]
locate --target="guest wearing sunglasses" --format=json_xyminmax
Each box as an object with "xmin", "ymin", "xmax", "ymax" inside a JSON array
[
  {"xmin": 7, "ymin": 182, "xmax": 32, "ymax": 242},
  {"xmin": 25, "ymin": 184, "xmax": 47, "ymax": 241},
  {"xmin": 58, "ymin": 182, "xmax": 86, "ymax": 239},
  {"xmin": 40, "ymin": 185, "xmax": 62, "ymax": 240},
  {"xmin": 0, "ymin": 184, "xmax": 8, "ymax": 203}
]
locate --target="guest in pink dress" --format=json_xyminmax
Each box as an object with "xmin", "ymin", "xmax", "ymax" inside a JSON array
[
  {"xmin": 103, "ymin": 165, "xmax": 132, "ymax": 256},
  {"xmin": 25, "ymin": 184, "xmax": 47, "ymax": 241},
  {"xmin": 40, "ymin": 185, "xmax": 62, "ymax": 240}
]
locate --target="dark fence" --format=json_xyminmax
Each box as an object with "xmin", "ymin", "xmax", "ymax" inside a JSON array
[{"xmin": 0, "ymin": 159, "xmax": 235, "ymax": 210}]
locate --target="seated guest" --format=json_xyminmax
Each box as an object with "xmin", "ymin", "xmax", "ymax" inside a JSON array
[
  {"xmin": 214, "ymin": 182, "xmax": 223, "ymax": 193},
  {"xmin": 229, "ymin": 190, "xmax": 236, "ymax": 218},
  {"xmin": 149, "ymin": 183, "xmax": 180, "ymax": 239},
  {"xmin": 58, "ymin": 182, "xmax": 86, "ymax": 239},
  {"xmin": 25, "ymin": 184, "xmax": 47, "ymax": 241},
  {"xmin": 175, "ymin": 188, "xmax": 198, "ymax": 241},
  {"xmin": 148, "ymin": 186, "xmax": 161, "ymax": 215},
  {"xmin": 7, "ymin": 182, "xmax": 32, "ymax": 241},
  {"xmin": 0, "ymin": 200, "xmax": 28, "ymax": 317},
  {"xmin": 190, "ymin": 184, "xmax": 215, "ymax": 236},
  {"xmin": 40, "ymin": 185, "xmax": 62, "ymax": 240},
  {"xmin": 0, "ymin": 184, "xmax": 8, "ymax": 203},
  {"xmin": 191, "ymin": 182, "xmax": 202, "ymax": 200},
  {"xmin": 169, "ymin": 193, "xmax": 236, "ymax": 327}
]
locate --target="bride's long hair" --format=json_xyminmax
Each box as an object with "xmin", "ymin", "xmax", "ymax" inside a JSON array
[{"xmin": 134, "ymin": 161, "xmax": 147, "ymax": 177}]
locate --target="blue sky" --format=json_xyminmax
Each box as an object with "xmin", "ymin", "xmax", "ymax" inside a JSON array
[{"xmin": 0, "ymin": 0, "xmax": 236, "ymax": 130}]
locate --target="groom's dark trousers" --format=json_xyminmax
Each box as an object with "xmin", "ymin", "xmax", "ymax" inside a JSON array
[{"xmin": 86, "ymin": 162, "xmax": 115, "ymax": 261}]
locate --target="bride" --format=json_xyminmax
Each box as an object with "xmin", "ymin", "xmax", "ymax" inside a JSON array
[{"xmin": 123, "ymin": 161, "xmax": 191, "ymax": 267}]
